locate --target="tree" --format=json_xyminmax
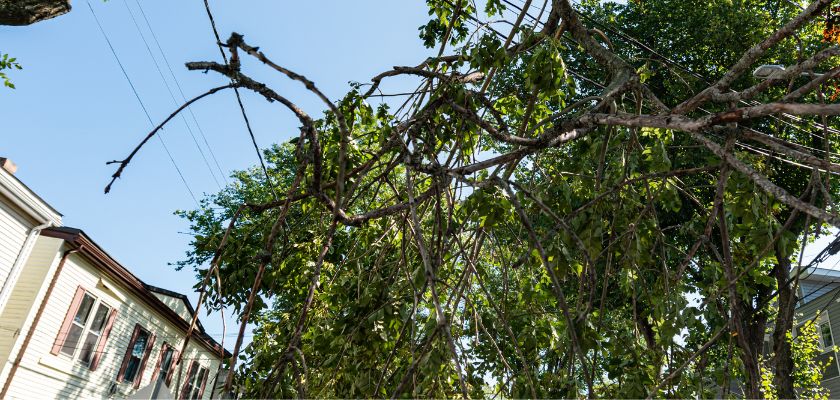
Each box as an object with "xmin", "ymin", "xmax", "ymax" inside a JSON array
[
  {"xmin": 0, "ymin": 0, "xmax": 70, "ymax": 26},
  {"xmin": 106, "ymin": 0, "xmax": 840, "ymax": 397}
]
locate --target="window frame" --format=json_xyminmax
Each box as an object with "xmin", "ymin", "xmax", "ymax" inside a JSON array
[
  {"xmin": 799, "ymin": 313, "xmax": 836, "ymax": 353},
  {"xmin": 117, "ymin": 324, "xmax": 156, "ymax": 388},
  {"xmin": 181, "ymin": 361, "xmax": 209, "ymax": 400},
  {"xmin": 54, "ymin": 288, "xmax": 114, "ymax": 367},
  {"xmin": 795, "ymin": 312, "xmax": 840, "ymax": 381},
  {"xmin": 151, "ymin": 342, "xmax": 176, "ymax": 386}
]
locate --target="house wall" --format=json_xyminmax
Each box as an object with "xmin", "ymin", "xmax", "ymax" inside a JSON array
[
  {"xmin": 801, "ymin": 281, "xmax": 840, "ymax": 304},
  {"xmin": 152, "ymin": 292, "xmax": 194, "ymax": 323},
  {"xmin": 1, "ymin": 251, "xmax": 223, "ymax": 400},
  {"xmin": 0, "ymin": 235, "xmax": 64, "ymax": 383},
  {"xmin": 795, "ymin": 286, "xmax": 840, "ymax": 396},
  {"xmin": 0, "ymin": 195, "xmax": 34, "ymax": 290}
]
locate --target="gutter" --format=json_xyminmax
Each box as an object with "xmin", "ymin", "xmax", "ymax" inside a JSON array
[
  {"xmin": 0, "ymin": 247, "xmax": 78, "ymax": 398},
  {"xmin": 0, "ymin": 221, "xmax": 54, "ymax": 313}
]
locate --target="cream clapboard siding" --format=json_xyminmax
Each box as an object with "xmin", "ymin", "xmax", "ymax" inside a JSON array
[
  {"xmin": 2, "ymin": 252, "xmax": 222, "ymax": 400},
  {"xmin": 152, "ymin": 292, "xmax": 193, "ymax": 323},
  {"xmin": 0, "ymin": 235, "xmax": 64, "ymax": 384},
  {"xmin": 0, "ymin": 197, "xmax": 33, "ymax": 289}
]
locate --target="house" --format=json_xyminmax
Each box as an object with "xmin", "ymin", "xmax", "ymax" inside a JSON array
[
  {"xmin": 791, "ymin": 264, "xmax": 840, "ymax": 395},
  {"xmin": 0, "ymin": 158, "xmax": 229, "ymax": 399}
]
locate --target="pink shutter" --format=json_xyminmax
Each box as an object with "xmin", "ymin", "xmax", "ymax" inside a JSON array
[
  {"xmin": 117, "ymin": 324, "xmax": 141, "ymax": 382},
  {"xmin": 89, "ymin": 308, "xmax": 118, "ymax": 371},
  {"xmin": 197, "ymin": 366, "xmax": 209, "ymax": 399},
  {"xmin": 166, "ymin": 350, "xmax": 180, "ymax": 386},
  {"xmin": 134, "ymin": 332, "xmax": 156, "ymax": 388},
  {"xmin": 180, "ymin": 360, "xmax": 196, "ymax": 400},
  {"xmin": 51, "ymin": 286, "xmax": 86, "ymax": 355},
  {"xmin": 149, "ymin": 343, "xmax": 169, "ymax": 383}
]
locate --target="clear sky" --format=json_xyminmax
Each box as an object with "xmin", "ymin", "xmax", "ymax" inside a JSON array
[{"xmin": 1, "ymin": 0, "xmax": 436, "ymax": 348}]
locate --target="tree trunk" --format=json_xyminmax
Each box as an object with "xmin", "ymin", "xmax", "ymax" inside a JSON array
[
  {"xmin": 735, "ymin": 284, "xmax": 772, "ymax": 399},
  {"xmin": 0, "ymin": 0, "xmax": 70, "ymax": 26},
  {"xmin": 771, "ymin": 246, "xmax": 797, "ymax": 400},
  {"xmin": 738, "ymin": 318, "xmax": 765, "ymax": 399}
]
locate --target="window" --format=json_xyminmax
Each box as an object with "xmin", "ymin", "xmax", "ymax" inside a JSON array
[
  {"xmin": 795, "ymin": 314, "xmax": 839, "ymax": 381},
  {"xmin": 118, "ymin": 324, "xmax": 156, "ymax": 387},
  {"xmin": 79, "ymin": 303, "xmax": 111, "ymax": 364},
  {"xmin": 52, "ymin": 286, "xmax": 116, "ymax": 370},
  {"xmin": 822, "ymin": 321, "xmax": 834, "ymax": 349},
  {"xmin": 152, "ymin": 343, "xmax": 176, "ymax": 385},
  {"xmin": 181, "ymin": 361, "xmax": 209, "ymax": 400}
]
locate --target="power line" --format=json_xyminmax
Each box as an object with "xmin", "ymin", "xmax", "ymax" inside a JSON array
[
  {"xmin": 496, "ymin": 0, "xmax": 840, "ymax": 170},
  {"xmin": 88, "ymin": 1, "xmax": 200, "ymax": 207},
  {"xmin": 120, "ymin": 0, "xmax": 223, "ymax": 191},
  {"xmin": 200, "ymin": 0, "xmax": 279, "ymax": 201},
  {"xmin": 131, "ymin": 0, "xmax": 230, "ymax": 187},
  {"xmin": 561, "ymin": 0, "xmax": 840, "ymax": 141}
]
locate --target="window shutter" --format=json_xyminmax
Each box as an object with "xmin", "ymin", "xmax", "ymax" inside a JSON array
[
  {"xmin": 149, "ymin": 343, "xmax": 168, "ymax": 383},
  {"xmin": 51, "ymin": 286, "xmax": 86, "ymax": 355},
  {"xmin": 180, "ymin": 360, "xmax": 196, "ymax": 400},
  {"xmin": 117, "ymin": 324, "xmax": 141, "ymax": 382},
  {"xmin": 166, "ymin": 350, "xmax": 180, "ymax": 386},
  {"xmin": 89, "ymin": 308, "xmax": 118, "ymax": 371},
  {"xmin": 133, "ymin": 332, "xmax": 156, "ymax": 388},
  {"xmin": 197, "ymin": 366, "xmax": 210, "ymax": 399}
]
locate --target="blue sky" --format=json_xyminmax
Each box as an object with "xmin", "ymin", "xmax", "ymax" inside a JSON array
[{"xmin": 1, "ymin": 0, "xmax": 436, "ymax": 347}]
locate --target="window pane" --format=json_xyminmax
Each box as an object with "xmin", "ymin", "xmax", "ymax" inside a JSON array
[
  {"xmin": 183, "ymin": 365, "xmax": 198, "ymax": 398},
  {"xmin": 822, "ymin": 323, "xmax": 834, "ymax": 348},
  {"xmin": 159, "ymin": 349, "xmax": 174, "ymax": 381},
  {"xmin": 132, "ymin": 332, "xmax": 149, "ymax": 358},
  {"xmin": 79, "ymin": 331, "xmax": 99, "ymax": 364},
  {"xmin": 74, "ymin": 295, "xmax": 95, "ymax": 325},
  {"xmin": 89, "ymin": 305, "xmax": 109, "ymax": 334},
  {"xmin": 123, "ymin": 358, "xmax": 140, "ymax": 383},
  {"xmin": 60, "ymin": 324, "xmax": 84, "ymax": 356},
  {"xmin": 123, "ymin": 330, "xmax": 150, "ymax": 383},
  {"xmin": 191, "ymin": 368, "xmax": 208, "ymax": 399}
]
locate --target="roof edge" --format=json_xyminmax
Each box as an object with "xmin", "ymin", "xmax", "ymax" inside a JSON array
[
  {"xmin": 40, "ymin": 227, "xmax": 230, "ymax": 358},
  {"xmin": 0, "ymin": 167, "xmax": 62, "ymax": 224}
]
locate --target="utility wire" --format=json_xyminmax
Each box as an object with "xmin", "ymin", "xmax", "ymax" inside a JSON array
[
  {"xmin": 131, "ymin": 0, "xmax": 230, "ymax": 186},
  {"xmin": 497, "ymin": 0, "xmax": 840, "ymax": 169},
  {"xmin": 88, "ymin": 1, "xmax": 200, "ymax": 207},
  {"xmin": 120, "ymin": 0, "xmax": 223, "ymax": 191},
  {"xmin": 500, "ymin": 0, "xmax": 840, "ymax": 146},
  {"xmin": 556, "ymin": 0, "xmax": 840, "ymax": 140},
  {"xmin": 468, "ymin": 1, "xmax": 840, "ymax": 313},
  {"xmin": 201, "ymin": 0, "xmax": 278, "ymax": 201}
]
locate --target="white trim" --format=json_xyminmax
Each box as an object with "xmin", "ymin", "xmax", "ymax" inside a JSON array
[
  {"xmin": 0, "ymin": 222, "xmax": 53, "ymax": 314},
  {"xmin": 96, "ymin": 278, "xmax": 127, "ymax": 303},
  {"xmin": 0, "ymin": 169, "xmax": 60, "ymax": 226}
]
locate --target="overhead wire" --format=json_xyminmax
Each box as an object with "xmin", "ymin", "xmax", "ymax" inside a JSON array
[
  {"xmin": 87, "ymin": 1, "xmax": 200, "ymax": 207},
  {"xmin": 464, "ymin": 0, "xmax": 840, "ymax": 312},
  {"xmin": 131, "ymin": 0, "xmax": 230, "ymax": 186},
  {"xmin": 495, "ymin": 0, "xmax": 840, "ymax": 170},
  {"xmin": 564, "ymin": 0, "xmax": 840, "ymax": 146},
  {"xmin": 498, "ymin": 0, "xmax": 840, "ymax": 151},
  {"xmin": 120, "ymin": 0, "xmax": 223, "ymax": 191},
  {"xmin": 200, "ymin": 0, "xmax": 279, "ymax": 201}
]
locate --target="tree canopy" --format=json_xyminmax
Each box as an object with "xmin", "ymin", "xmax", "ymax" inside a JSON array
[{"xmin": 107, "ymin": 0, "xmax": 840, "ymax": 398}]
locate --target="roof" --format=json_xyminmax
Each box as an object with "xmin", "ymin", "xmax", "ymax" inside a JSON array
[
  {"xmin": 0, "ymin": 165, "xmax": 62, "ymax": 224},
  {"xmin": 800, "ymin": 266, "xmax": 840, "ymax": 282},
  {"xmin": 40, "ymin": 226, "xmax": 231, "ymax": 358},
  {"xmin": 142, "ymin": 283, "xmax": 205, "ymax": 333}
]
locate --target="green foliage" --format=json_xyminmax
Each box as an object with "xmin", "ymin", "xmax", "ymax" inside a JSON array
[
  {"xmin": 762, "ymin": 319, "xmax": 831, "ymax": 400},
  {"xmin": 0, "ymin": 53, "xmax": 22, "ymax": 89},
  {"xmin": 173, "ymin": 0, "xmax": 840, "ymax": 398}
]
